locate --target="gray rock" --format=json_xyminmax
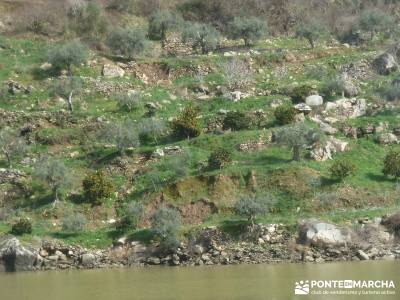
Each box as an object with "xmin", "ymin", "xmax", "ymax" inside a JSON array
[
  {"xmin": 81, "ymin": 253, "xmax": 96, "ymax": 266},
  {"xmin": 306, "ymin": 95, "xmax": 323, "ymax": 107},
  {"xmin": 102, "ymin": 64, "xmax": 125, "ymax": 78},
  {"xmin": 376, "ymin": 133, "xmax": 399, "ymax": 145},
  {"xmin": 298, "ymin": 220, "xmax": 352, "ymax": 247},
  {"xmin": 0, "ymin": 236, "xmax": 37, "ymax": 272},
  {"xmin": 342, "ymin": 81, "xmax": 359, "ymax": 97},
  {"xmin": 146, "ymin": 257, "xmax": 161, "ymax": 265},
  {"xmin": 320, "ymin": 122, "xmax": 338, "ymax": 135},
  {"xmin": 357, "ymin": 250, "xmax": 369, "ymax": 261},
  {"xmin": 294, "ymin": 103, "xmax": 312, "ymax": 114},
  {"xmin": 192, "ymin": 245, "xmax": 205, "ymax": 255},
  {"xmin": 373, "ymin": 53, "xmax": 398, "ymax": 75}
]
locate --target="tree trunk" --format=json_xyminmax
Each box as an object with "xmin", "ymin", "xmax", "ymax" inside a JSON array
[
  {"xmin": 308, "ymin": 38, "xmax": 315, "ymax": 49},
  {"xmin": 67, "ymin": 90, "xmax": 73, "ymax": 112},
  {"xmin": 52, "ymin": 188, "xmax": 59, "ymax": 208},
  {"xmin": 292, "ymin": 146, "xmax": 301, "ymax": 161},
  {"xmin": 4, "ymin": 151, "xmax": 11, "ymax": 168}
]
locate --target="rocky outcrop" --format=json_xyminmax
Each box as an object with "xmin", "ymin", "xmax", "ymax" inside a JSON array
[
  {"xmin": 309, "ymin": 137, "xmax": 348, "ymax": 161},
  {"xmin": 324, "ymin": 98, "xmax": 366, "ymax": 119},
  {"xmin": 298, "ymin": 220, "xmax": 352, "ymax": 247},
  {"xmin": 0, "ymin": 236, "xmax": 37, "ymax": 272},
  {"xmin": 1, "ymin": 214, "xmax": 400, "ymax": 272}
]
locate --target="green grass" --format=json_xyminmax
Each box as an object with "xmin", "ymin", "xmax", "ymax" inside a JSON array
[{"xmin": 1, "ymin": 33, "xmax": 400, "ymax": 248}]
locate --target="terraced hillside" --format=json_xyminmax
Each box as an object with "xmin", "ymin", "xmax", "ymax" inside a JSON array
[{"xmin": 0, "ymin": 1, "xmax": 400, "ymax": 250}]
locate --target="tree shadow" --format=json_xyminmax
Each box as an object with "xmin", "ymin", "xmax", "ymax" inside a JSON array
[
  {"xmin": 366, "ymin": 172, "xmax": 394, "ymax": 183},
  {"xmin": 31, "ymin": 67, "xmax": 59, "ymax": 81},
  {"xmin": 127, "ymin": 229, "xmax": 155, "ymax": 245},
  {"xmin": 320, "ymin": 176, "xmax": 340, "ymax": 187},
  {"xmin": 219, "ymin": 219, "xmax": 249, "ymax": 239},
  {"xmin": 254, "ymin": 155, "xmax": 290, "ymax": 165}
]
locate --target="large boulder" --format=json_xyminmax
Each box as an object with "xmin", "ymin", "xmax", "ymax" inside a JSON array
[
  {"xmin": 342, "ymin": 81, "xmax": 359, "ymax": 98},
  {"xmin": 298, "ymin": 220, "xmax": 352, "ymax": 247},
  {"xmin": 373, "ymin": 53, "xmax": 398, "ymax": 75},
  {"xmin": 102, "ymin": 64, "xmax": 125, "ymax": 78},
  {"xmin": 306, "ymin": 95, "xmax": 323, "ymax": 107},
  {"xmin": 309, "ymin": 137, "xmax": 348, "ymax": 161},
  {"xmin": 376, "ymin": 133, "xmax": 399, "ymax": 145},
  {"xmin": 324, "ymin": 98, "xmax": 366, "ymax": 119},
  {"xmin": 0, "ymin": 236, "xmax": 37, "ymax": 272}
]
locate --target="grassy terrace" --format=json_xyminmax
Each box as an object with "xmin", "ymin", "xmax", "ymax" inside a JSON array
[{"xmin": 0, "ymin": 32, "xmax": 400, "ymax": 248}]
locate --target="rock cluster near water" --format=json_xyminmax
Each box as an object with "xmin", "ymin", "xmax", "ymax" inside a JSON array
[{"xmin": 1, "ymin": 214, "xmax": 399, "ymax": 272}]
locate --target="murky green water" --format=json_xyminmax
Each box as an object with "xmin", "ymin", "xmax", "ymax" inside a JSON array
[{"xmin": 0, "ymin": 261, "xmax": 399, "ymax": 300}]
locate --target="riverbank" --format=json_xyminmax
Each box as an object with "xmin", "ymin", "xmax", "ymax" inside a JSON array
[{"xmin": 1, "ymin": 216, "xmax": 400, "ymax": 272}]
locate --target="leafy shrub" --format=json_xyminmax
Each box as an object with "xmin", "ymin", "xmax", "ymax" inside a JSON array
[
  {"xmin": 234, "ymin": 196, "xmax": 274, "ymax": 225},
  {"xmin": 47, "ymin": 41, "xmax": 89, "ymax": 75},
  {"xmin": 330, "ymin": 158, "xmax": 356, "ymax": 180},
  {"xmin": 148, "ymin": 10, "xmax": 182, "ymax": 45},
  {"xmin": 208, "ymin": 148, "xmax": 233, "ymax": 169},
  {"xmin": 289, "ymin": 85, "xmax": 313, "ymax": 103},
  {"xmin": 321, "ymin": 77, "xmax": 346, "ymax": 98},
  {"xmin": 118, "ymin": 201, "xmax": 144, "ymax": 230},
  {"xmin": 381, "ymin": 85, "xmax": 400, "ymax": 102},
  {"xmin": 295, "ymin": 21, "xmax": 329, "ymax": 48},
  {"xmin": 358, "ymin": 10, "xmax": 394, "ymax": 40},
  {"xmin": 274, "ymin": 105, "xmax": 296, "ymax": 125},
  {"xmin": 139, "ymin": 118, "xmax": 167, "ymax": 144},
  {"xmin": 115, "ymin": 91, "xmax": 141, "ymax": 112},
  {"xmin": 102, "ymin": 120, "xmax": 140, "ymax": 154},
  {"xmin": 67, "ymin": 1, "xmax": 108, "ymax": 38},
  {"xmin": 61, "ymin": 213, "xmax": 87, "ymax": 232},
  {"xmin": 82, "ymin": 171, "xmax": 114, "ymax": 205},
  {"xmin": 228, "ymin": 17, "xmax": 267, "ymax": 46},
  {"xmin": 223, "ymin": 111, "xmax": 251, "ymax": 131},
  {"xmin": 223, "ymin": 58, "xmax": 253, "ymax": 90},
  {"xmin": 106, "ymin": 27, "xmax": 147, "ymax": 59},
  {"xmin": 11, "ymin": 218, "xmax": 32, "ymax": 235},
  {"xmin": 151, "ymin": 207, "xmax": 181, "ymax": 253},
  {"xmin": 106, "ymin": 0, "xmax": 135, "ymax": 13},
  {"xmin": 171, "ymin": 106, "xmax": 202, "ymax": 139},
  {"xmin": 383, "ymin": 149, "xmax": 400, "ymax": 178},
  {"xmin": 182, "ymin": 22, "xmax": 221, "ymax": 54}
]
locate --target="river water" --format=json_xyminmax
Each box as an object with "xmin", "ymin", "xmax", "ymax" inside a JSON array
[{"xmin": 0, "ymin": 261, "xmax": 399, "ymax": 300}]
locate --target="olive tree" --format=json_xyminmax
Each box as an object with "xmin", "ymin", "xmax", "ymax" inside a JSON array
[
  {"xmin": 295, "ymin": 21, "xmax": 328, "ymax": 48},
  {"xmin": 47, "ymin": 40, "xmax": 89, "ymax": 75},
  {"xmin": 358, "ymin": 10, "xmax": 394, "ymax": 40},
  {"xmin": 49, "ymin": 76, "xmax": 83, "ymax": 112},
  {"xmin": 148, "ymin": 10, "xmax": 182, "ymax": 46},
  {"xmin": 234, "ymin": 195, "xmax": 275, "ymax": 225},
  {"xmin": 103, "ymin": 120, "xmax": 140, "ymax": 154},
  {"xmin": 151, "ymin": 207, "xmax": 181, "ymax": 252},
  {"xmin": 106, "ymin": 27, "xmax": 147, "ymax": 59},
  {"xmin": 182, "ymin": 22, "xmax": 221, "ymax": 54},
  {"xmin": 33, "ymin": 157, "xmax": 73, "ymax": 207},
  {"xmin": 228, "ymin": 17, "xmax": 267, "ymax": 47},
  {"xmin": 274, "ymin": 123, "xmax": 321, "ymax": 161},
  {"xmin": 138, "ymin": 118, "xmax": 167, "ymax": 144},
  {"xmin": 0, "ymin": 128, "xmax": 27, "ymax": 168}
]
